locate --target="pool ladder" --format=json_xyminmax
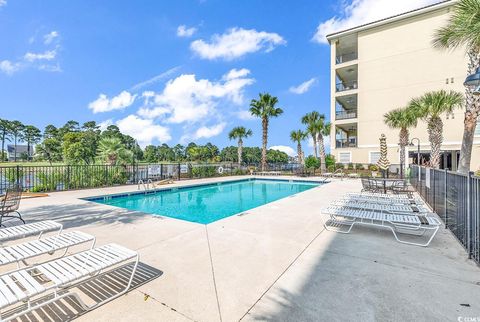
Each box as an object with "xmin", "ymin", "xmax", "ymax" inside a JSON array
[{"xmin": 137, "ymin": 179, "xmax": 153, "ymax": 191}]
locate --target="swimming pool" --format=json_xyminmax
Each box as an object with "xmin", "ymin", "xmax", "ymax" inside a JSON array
[{"xmin": 86, "ymin": 179, "xmax": 321, "ymax": 224}]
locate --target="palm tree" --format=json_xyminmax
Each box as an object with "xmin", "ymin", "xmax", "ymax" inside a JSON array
[
  {"xmin": 317, "ymin": 118, "xmax": 331, "ymax": 173},
  {"xmin": 249, "ymin": 93, "xmax": 283, "ymax": 171},
  {"xmin": 408, "ymin": 90, "xmax": 464, "ymax": 168},
  {"xmin": 290, "ymin": 130, "xmax": 306, "ymax": 165},
  {"xmin": 301, "ymin": 111, "xmax": 322, "ymax": 159},
  {"xmin": 9, "ymin": 121, "xmax": 24, "ymax": 162},
  {"xmin": 228, "ymin": 126, "xmax": 253, "ymax": 167},
  {"xmin": 97, "ymin": 137, "xmax": 133, "ymax": 165},
  {"xmin": 433, "ymin": 0, "xmax": 480, "ymax": 173},
  {"xmin": 384, "ymin": 107, "xmax": 419, "ymax": 177},
  {"xmin": 0, "ymin": 119, "xmax": 11, "ymax": 162}
]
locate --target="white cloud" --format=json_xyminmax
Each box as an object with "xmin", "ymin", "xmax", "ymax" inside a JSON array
[
  {"xmin": 222, "ymin": 68, "xmax": 250, "ymax": 81},
  {"xmin": 177, "ymin": 25, "xmax": 197, "ymax": 37},
  {"xmin": 190, "ymin": 27, "xmax": 286, "ymax": 60},
  {"xmin": 38, "ymin": 63, "xmax": 62, "ymax": 72},
  {"xmin": 270, "ymin": 145, "xmax": 296, "ymax": 157},
  {"xmin": 0, "ymin": 0, "xmax": 6, "ymax": 7},
  {"xmin": 88, "ymin": 90, "xmax": 137, "ymax": 113},
  {"xmin": 116, "ymin": 115, "xmax": 171, "ymax": 147},
  {"xmin": 130, "ymin": 66, "xmax": 181, "ymax": 91},
  {"xmin": 98, "ymin": 119, "xmax": 114, "ymax": 131},
  {"xmin": 289, "ymin": 78, "xmax": 317, "ymax": 94},
  {"xmin": 312, "ymin": 0, "xmax": 441, "ymax": 44},
  {"xmin": 0, "ymin": 60, "xmax": 21, "ymax": 75},
  {"xmin": 236, "ymin": 110, "xmax": 255, "ymax": 121},
  {"xmin": 138, "ymin": 68, "xmax": 254, "ymax": 124},
  {"xmin": 43, "ymin": 31, "xmax": 59, "ymax": 45},
  {"xmin": 24, "ymin": 49, "xmax": 57, "ymax": 62},
  {"xmin": 193, "ymin": 122, "xmax": 226, "ymax": 139}
]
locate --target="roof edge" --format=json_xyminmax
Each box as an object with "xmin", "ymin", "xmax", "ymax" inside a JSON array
[{"xmin": 326, "ymin": 0, "xmax": 455, "ymax": 41}]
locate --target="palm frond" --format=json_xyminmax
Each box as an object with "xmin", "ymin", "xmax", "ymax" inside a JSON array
[{"xmin": 433, "ymin": 0, "xmax": 480, "ymax": 50}]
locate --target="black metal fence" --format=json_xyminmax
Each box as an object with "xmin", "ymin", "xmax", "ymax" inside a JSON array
[
  {"xmin": 410, "ymin": 165, "xmax": 480, "ymax": 264},
  {"xmin": 0, "ymin": 162, "xmax": 304, "ymax": 194}
]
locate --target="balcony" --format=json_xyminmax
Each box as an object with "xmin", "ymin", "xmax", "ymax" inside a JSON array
[
  {"xmin": 335, "ymin": 64, "xmax": 358, "ymax": 93},
  {"xmin": 335, "ymin": 33, "xmax": 358, "ymax": 65},
  {"xmin": 336, "ymin": 138, "xmax": 357, "ymax": 148},
  {"xmin": 336, "ymin": 80, "xmax": 358, "ymax": 92},
  {"xmin": 335, "ymin": 109, "xmax": 357, "ymax": 120},
  {"xmin": 336, "ymin": 52, "xmax": 358, "ymax": 64}
]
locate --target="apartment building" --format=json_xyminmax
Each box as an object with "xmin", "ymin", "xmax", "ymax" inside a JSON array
[{"xmin": 327, "ymin": 0, "xmax": 480, "ymax": 171}]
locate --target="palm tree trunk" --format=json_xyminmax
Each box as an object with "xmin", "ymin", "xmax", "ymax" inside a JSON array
[
  {"xmin": 458, "ymin": 49, "xmax": 480, "ymax": 174},
  {"xmin": 399, "ymin": 128, "xmax": 409, "ymax": 177},
  {"xmin": 297, "ymin": 142, "xmax": 303, "ymax": 165},
  {"xmin": 238, "ymin": 138, "xmax": 243, "ymax": 167},
  {"xmin": 312, "ymin": 136, "xmax": 318, "ymax": 159},
  {"xmin": 428, "ymin": 116, "xmax": 443, "ymax": 169},
  {"xmin": 317, "ymin": 133, "xmax": 326, "ymax": 172},
  {"xmin": 261, "ymin": 118, "xmax": 268, "ymax": 171}
]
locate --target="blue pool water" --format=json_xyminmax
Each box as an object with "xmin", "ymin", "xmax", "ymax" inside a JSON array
[{"xmin": 87, "ymin": 179, "xmax": 320, "ymax": 224}]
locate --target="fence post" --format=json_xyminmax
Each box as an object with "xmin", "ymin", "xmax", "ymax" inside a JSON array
[
  {"xmin": 467, "ymin": 171, "xmax": 472, "ymax": 259},
  {"xmin": 444, "ymin": 168, "xmax": 448, "ymax": 228},
  {"xmin": 16, "ymin": 165, "xmax": 20, "ymax": 186},
  {"xmin": 178, "ymin": 163, "xmax": 181, "ymax": 181}
]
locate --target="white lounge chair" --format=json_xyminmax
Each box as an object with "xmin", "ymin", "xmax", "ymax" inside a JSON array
[
  {"xmin": 343, "ymin": 194, "xmax": 422, "ymax": 205},
  {"xmin": 0, "ymin": 243, "xmax": 138, "ymax": 321},
  {"xmin": 0, "ymin": 220, "xmax": 62, "ymax": 244},
  {"xmin": 333, "ymin": 199, "xmax": 429, "ymax": 214},
  {"xmin": 0, "ymin": 231, "xmax": 95, "ymax": 268},
  {"xmin": 347, "ymin": 192, "xmax": 413, "ymax": 200},
  {"xmin": 321, "ymin": 206, "xmax": 441, "ymax": 247}
]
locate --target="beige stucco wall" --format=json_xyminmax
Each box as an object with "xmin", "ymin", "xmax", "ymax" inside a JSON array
[{"xmin": 330, "ymin": 5, "xmax": 480, "ymax": 171}]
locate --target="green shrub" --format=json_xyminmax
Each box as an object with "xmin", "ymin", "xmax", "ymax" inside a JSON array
[
  {"xmin": 335, "ymin": 163, "xmax": 344, "ymax": 170},
  {"xmin": 305, "ymin": 156, "xmax": 320, "ymax": 170},
  {"xmin": 369, "ymin": 164, "xmax": 379, "ymax": 171},
  {"xmin": 347, "ymin": 163, "xmax": 354, "ymax": 170},
  {"xmin": 191, "ymin": 166, "xmax": 217, "ymax": 178},
  {"xmin": 233, "ymin": 168, "xmax": 246, "ymax": 176},
  {"xmin": 325, "ymin": 154, "xmax": 335, "ymax": 169},
  {"xmin": 356, "ymin": 163, "xmax": 365, "ymax": 170},
  {"xmin": 475, "ymin": 170, "xmax": 480, "ymax": 177}
]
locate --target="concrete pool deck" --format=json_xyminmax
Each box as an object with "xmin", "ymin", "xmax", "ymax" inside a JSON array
[{"xmin": 10, "ymin": 176, "xmax": 480, "ymax": 321}]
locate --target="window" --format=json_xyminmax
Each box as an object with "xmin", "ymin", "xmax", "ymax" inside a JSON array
[
  {"xmin": 339, "ymin": 152, "xmax": 351, "ymax": 163},
  {"xmin": 369, "ymin": 151, "xmax": 381, "ymax": 164}
]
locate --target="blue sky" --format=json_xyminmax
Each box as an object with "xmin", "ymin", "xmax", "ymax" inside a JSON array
[{"xmin": 0, "ymin": 0, "xmax": 440, "ymax": 156}]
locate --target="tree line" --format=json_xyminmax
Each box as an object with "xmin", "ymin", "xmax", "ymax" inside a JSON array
[
  {"xmin": 1, "ymin": 91, "xmax": 332, "ymax": 168},
  {"xmin": 0, "ymin": 117, "xmax": 290, "ymax": 166}
]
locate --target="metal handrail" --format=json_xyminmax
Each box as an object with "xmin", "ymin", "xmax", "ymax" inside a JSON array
[
  {"xmin": 336, "ymin": 138, "xmax": 357, "ymax": 148},
  {"xmin": 335, "ymin": 110, "xmax": 357, "ymax": 120},
  {"xmin": 336, "ymin": 80, "xmax": 358, "ymax": 92},
  {"xmin": 336, "ymin": 52, "xmax": 358, "ymax": 64}
]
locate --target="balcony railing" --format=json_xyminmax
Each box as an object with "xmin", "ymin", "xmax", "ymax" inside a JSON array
[
  {"xmin": 335, "ymin": 109, "xmax": 357, "ymax": 120},
  {"xmin": 336, "ymin": 80, "xmax": 358, "ymax": 92},
  {"xmin": 336, "ymin": 52, "xmax": 358, "ymax": 64},
  {"xmin": 335, "ymin": 138, "xmax": 357, "ymax": 148}
]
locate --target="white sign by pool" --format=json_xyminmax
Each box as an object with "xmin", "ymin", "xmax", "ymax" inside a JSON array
[
  {"xmin": 148, "ymin": 165, "xmax": 161, "ymax": 176},
  {"xmin": 180, "ymin": 164, "xmax": 188, "ymax": 174}
]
